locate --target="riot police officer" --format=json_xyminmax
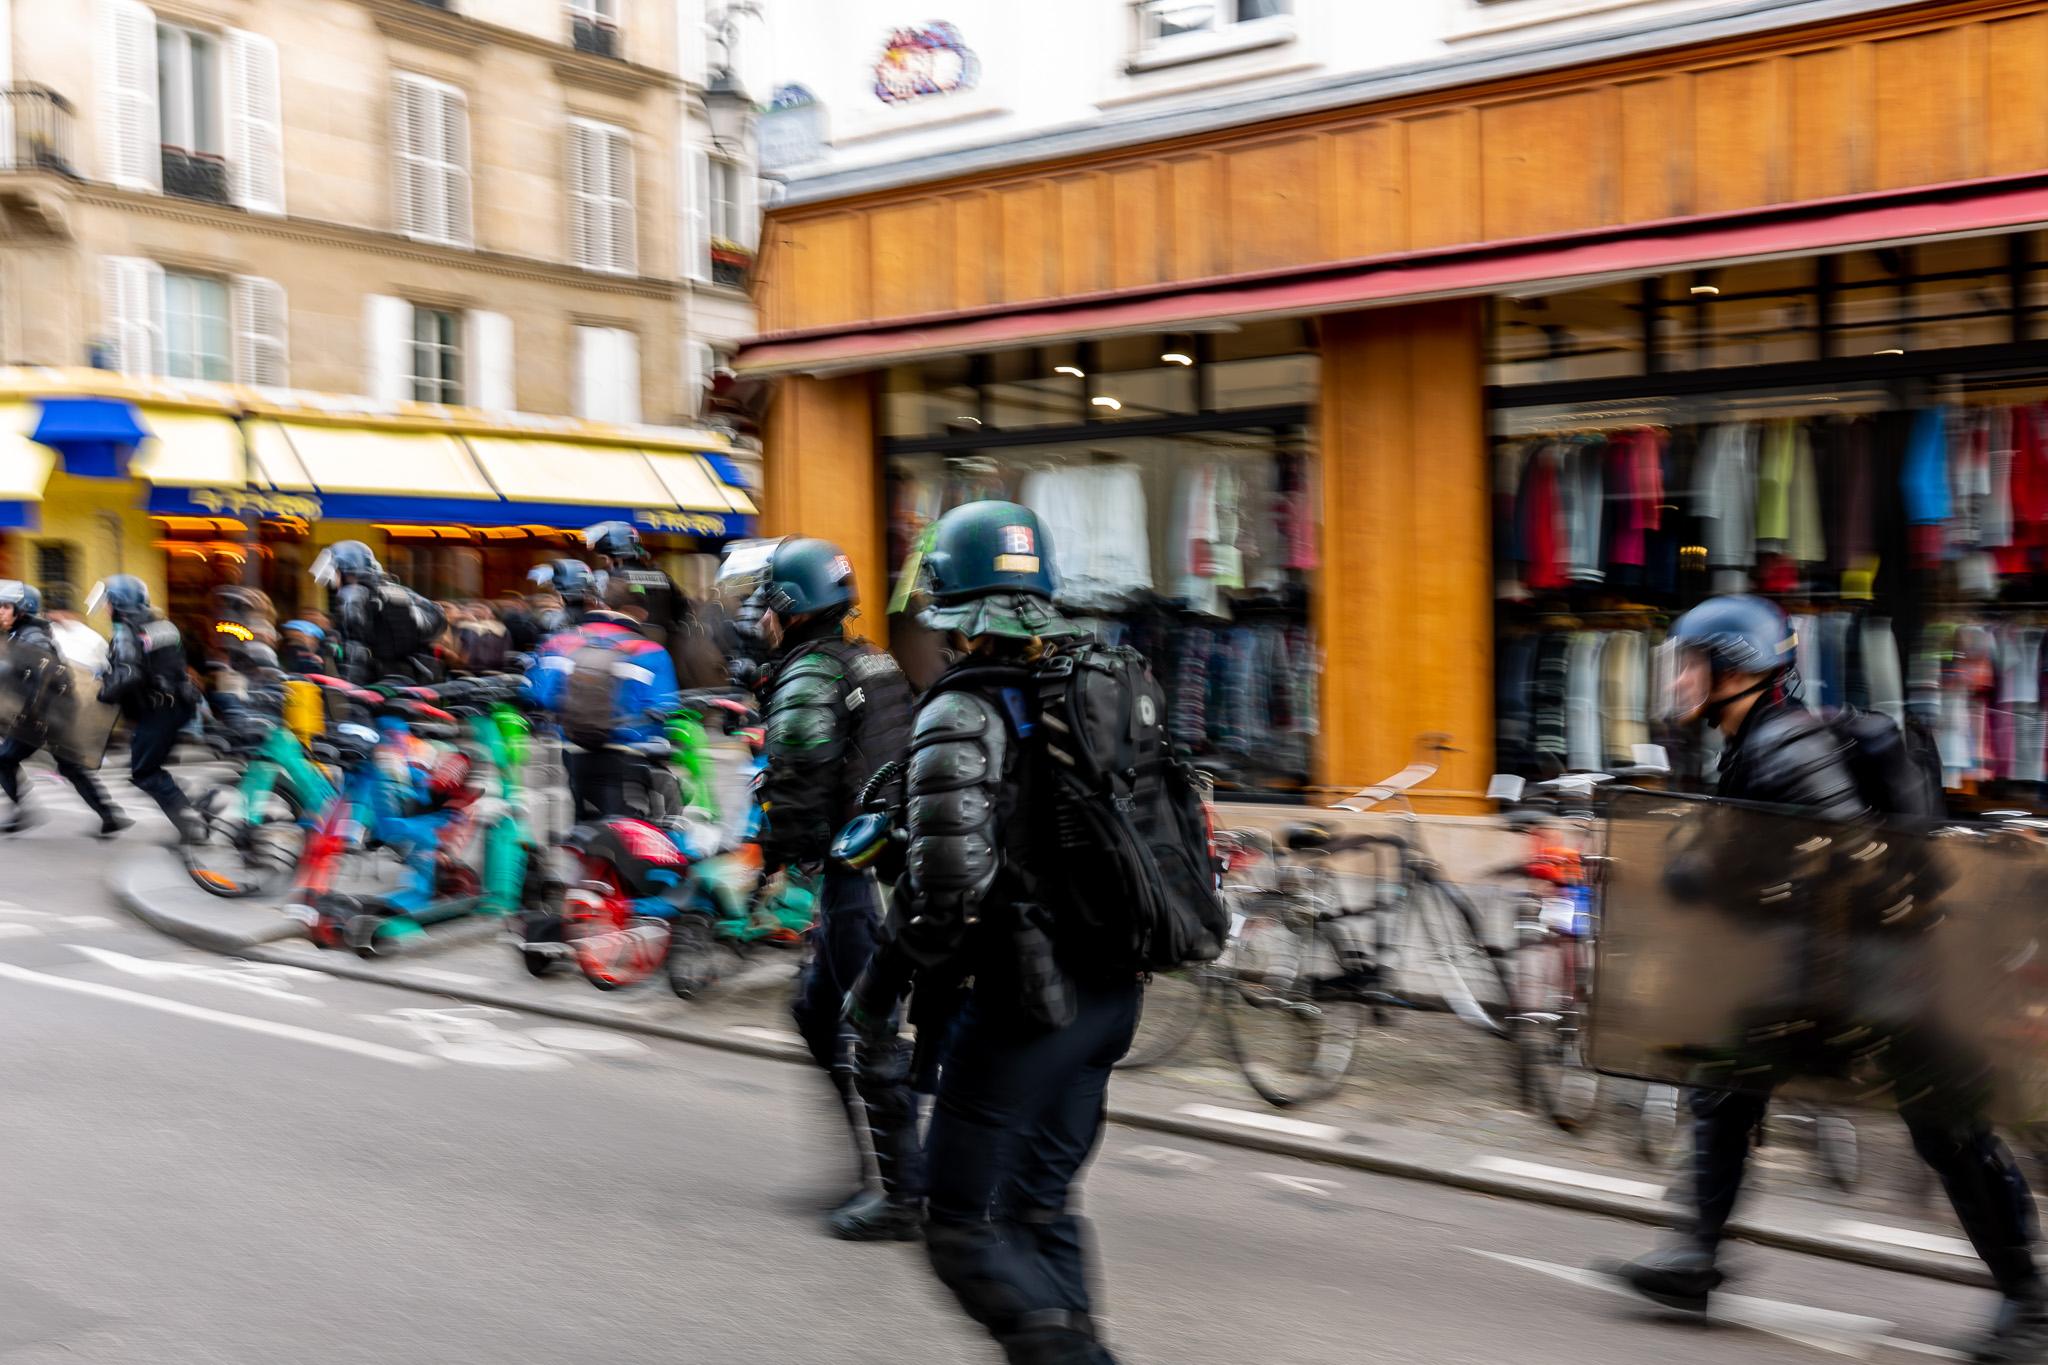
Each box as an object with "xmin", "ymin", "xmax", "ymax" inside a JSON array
[
  {"xmin": 844, "ymin": 501, "xmax": 1135, "ymax": 1365},
  {"xmin": 311, "ymin": 540, "xmax": 445, "ymax": 684},
  {"xmin": 585, "ymin": 521, "xmax": 716, "ymax": 684},
  {"xmin": 1614, "ymin": 594, "xmax": 2046, "ymax": 1363},
  {"xmin": 0, "ymin": 581, "xmax": 128, "ymax": 836},
  {"xmin": 716, "ymin": 536, "xmax": 920, "ymax": 1241},
  {"xmin": 88, "ymin": 575, "xmax": 203, "ymax": 843}
]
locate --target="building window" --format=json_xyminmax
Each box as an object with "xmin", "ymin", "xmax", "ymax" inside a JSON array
[
  {"xmin": 709, "ymin": 158, "xmax": 743, "ymax": 246},
  {"xmin": 157, "ymin": 24, "xmax": 220, "ymax": 156},
  {"xmin": 568, "ymin": 117, "xmax": 636, "ymax": 274},
  {"xmin": 1138, "ymin": 0, "xmax": 1290, "ymax": 44},
  {"xmin": 163, "ymin": 271, "xmax": 230, "ymax": 381},
  {"xmin": 575, "ymin": 324, "xmax": 640, "ymax": 424},
  {"xmin": 410, "ymin": 307, "xmax": 463, "ymax": 404},
  {"xmin": 568, "ymin": 0, "xmax": 622, "ymax": 58},
  {"xmin": 393, "ymin": 73, "xmax": 473, "ymax": 247}
]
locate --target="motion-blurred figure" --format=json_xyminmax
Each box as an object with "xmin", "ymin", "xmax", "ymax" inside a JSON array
[
  {"xmin": 0, "ymin": 580, "xmax": 125, "ymax": 837},
  {"xmin": 89, "ymin": 575, "xmax": 202, "ymax": 843},
  {"xmin": 1613, "ymin": 594, "xmax": 2046, "ymax": 1364}
]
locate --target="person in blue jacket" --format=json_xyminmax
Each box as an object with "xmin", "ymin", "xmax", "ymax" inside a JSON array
[{"xmin": 525, "ymin": 559, "xmax": 680, "ymax": 820}]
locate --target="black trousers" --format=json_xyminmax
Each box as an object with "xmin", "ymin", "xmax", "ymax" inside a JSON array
[
  {"xmin": 1690, "ymin": 1083, "xmax": 2039, "ymax": 1292},
  {"xmin": 0, "ymin": 736, "xmax": 115, "ymax": 820},
  {"xmin": 924, "ymin": 974, "xmax": 1139, "ymax": 1363},
  {"xmin": 791, "ymin": 869, "xmax": 926, "ymax": 1203},
  {"xmin": 566, "ymin": 747, "xmax": 635, "ymax": 822},
  {"xmin": 126, "ymin": 704, "xmax": 193, "ymax": 822}
]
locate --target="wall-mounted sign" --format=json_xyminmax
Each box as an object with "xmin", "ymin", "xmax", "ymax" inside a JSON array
[
  {"xmin": 187, "ymin": 488, "xmax": 322, "ymax": 520},
  {"xmin": 873, "ymin": 22, "xmax": 979, "ymax": 105},
  {"xmin": 759, "ymin": 84, "xmax": 827, "ymax": 173},
  {"xmin": 634, "ymin": 509, "xmax": 742, "ymax": 536}
]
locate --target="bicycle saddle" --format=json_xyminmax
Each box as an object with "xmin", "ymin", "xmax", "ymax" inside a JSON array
[{"xmin": 1281, "ymin": 823, "xmax": 1331, "ymax": 851}]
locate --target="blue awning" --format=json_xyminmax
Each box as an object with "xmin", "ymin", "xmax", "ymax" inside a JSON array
[
  {"xmin": 31, "ymin": 397, "xmax": 147, "ymax": 479},
  {"xmin": 0, "ymin": 500, "xmax": 39, "ymax": 530},
  {"xmin": 146, "ymin": 483, "xmax": 751, "ymax": 538},
  {"xmin": 701, "ymin": 451, "xmax": 751, "ymax": 490}
]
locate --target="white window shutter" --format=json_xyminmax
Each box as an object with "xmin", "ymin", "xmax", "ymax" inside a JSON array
[
  {"xmin": 393, "ymin": 75, "xmax": 428, "ymax": 238},
  {"xmin": 684, "ymin": 339, "xmax": 714, "ymax": 419},
  {"xmin": 364, "ymin": 294, "xmax": 412, "ymax": 405},
  {"xmin": 574, "ymin": 325, "xmax": 603, "ymax": 420},
  {"xmin": 568, "ymin": 120, "xmax": 598, "ymax": 269},
  {"xmin": 682, "ymin": 145, "xmax": 709, "ymax": 282},
  {"xmin": 606, "ymin": 127, "xmax": 636, "ymax": 274},
  {"xmin": 441, "ymin": 86, "xmax": 472, "ymax": 248},
  {"xmin": 225, "ymin": 29, "xmax": 284, "ymax": 214},
  {"xmin": 96, "ymin": 0, "xmax": 160, "ymax": 192},
  {"xmin": 468, "ymin": 309, "xmax": 514, "ymax": 411},
  {"xmin": 737, "ymin": 164, "xmax": 759, "ymax": 250},
  {"xmin": 100, "ymin": 255, "xmax": 163, "ymax": 375},
  {"xmin": 614, "ymin": 329, "xmax": 641, "ymax": 424},
  {"xmin": 232, "ymin": 275, "xmax": 287, "ymax": 387}
]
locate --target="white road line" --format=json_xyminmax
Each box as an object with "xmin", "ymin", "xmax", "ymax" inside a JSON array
[
  {"xmin": 0, "ymin": 961, "xmax": 437, "ymax": 1068},
  {"xmin": 0, "ymin": 924, "xmax": 41, "ymax": 940},
  {"xmin": 1827, "ymin": 1220, "xmax": 1976, "ymax": 1259},
  {"xmin": 1468, "ymin": 1155, "xmax": 1665, "ymax": 1201},
  {"xmin": 728, "ymin": 1026, "xmax": 807, "ymax": 1047},
  {"xmin": 1175, "ymin": 1104, "xmax": 1345, "ymax": 1144},
  {"xmin": 1257, "ymin": 1172, "xmax": 1344, "ymax": 1200},
  {"xmin": 406, "ymin": 967, "xmax": 491, "ymax": 987}
]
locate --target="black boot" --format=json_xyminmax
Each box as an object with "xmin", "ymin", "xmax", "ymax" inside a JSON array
[
  {"xmin": 1973, "ymin": 1281, "xmax": 2048, "ymax": 1364},
  {"xmin": 2, "ymin": 798, "xmax": 36, "ymax": 833},
  {"xmin": 1606, "ymin": 1241, "xmax": 1724, "ymax": 1314},
  {"xmin": 98, "ymin": 810, "xmax": 134, "ymax": 838},
  {"xmin": 998, "ymin": 1312, "xmax": 1117, "ymax": 1364},
  {"xmin": 826, "ymin": 1189, "xmax": 921, "ymax": 1242}
]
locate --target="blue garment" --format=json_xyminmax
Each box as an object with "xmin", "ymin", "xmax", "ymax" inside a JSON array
[
  {"xmin": 1903, "ymin": 407, "xmax": 1953, "ymax": 525},
  {"xmin": 525, "ymin": 619, "xmax": 680, "ymax": 743}
]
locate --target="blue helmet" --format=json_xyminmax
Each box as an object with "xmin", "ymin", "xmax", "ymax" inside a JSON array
[
  {"xmin": 583, "ymin": 520, "xmax": 645, "ymax": 563},
  {"xmin": 1667, "ymin": 594, "xmax": 1796, "ymax": 677},
  {"xmin": 311, "ymin": 540, "xmax": 380, "ymax": 588},
  {"xmin": 87, "ymin": 574, "xmax": 151, "ymax": 619},
  {"xmin": 529, "ymin": 558, "xmax": 597, "ymax": 606}
]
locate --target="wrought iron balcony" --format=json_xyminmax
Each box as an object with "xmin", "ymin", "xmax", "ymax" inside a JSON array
[
  {"xmin": 571, "ymin": 14, "xmax": 620, "ymax": 59},
  {"xmin": 0, "ymin": 86, "xmax": 77, "ymax": 176},
  {"xmin": 161, "ymin": 148, "xmax": 229, "ymax": 204}
]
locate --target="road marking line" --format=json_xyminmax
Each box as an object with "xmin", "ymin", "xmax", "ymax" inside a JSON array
[
  {"xmin": 1469, "ymin": 1249, "xmax": 1920, "ymax": 1359},
  {"xmin": 1469, "ymin": 1155, "xmax": 1665, "ymax": 1201},
  {"xmin": 406, "ymin": 967, "xmax": 490, "ymax": 987},
  {"xmin": 1175, "ymin": 1104, "xmax": 1344, "ymax": 1144},
  {"xmin": 0, "ymin": 923, "xmax": 42, "ymax": 940},
  {"xmin": 0, "ymin": 961, "xmax": 436, "ymax": 1068},
  {"xmin": 1121, "ymin": 1145, "xmax": 1217, "ymax": 1173},
  {"xmin": 728, "ymin": 1026, "xmax": 806, "ymax": 1047},
  {"xmin": 1827, "ymin": 1220, "xmax": 1976, "ymax": 1259},
  {"xmin": 1257, "ymin": 1173, "xmax": 1343, "ymax": 1199}
]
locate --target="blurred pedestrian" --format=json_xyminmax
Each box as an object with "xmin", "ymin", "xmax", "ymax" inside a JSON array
[
  {"xmin": 0, "ymin": 581, "xmax": 127, "ymax": 837},
  {"xmin": 459, "ymin": 599, "xmax": 509, "ymax": 673},
  {"xmin": 42, "ymin": 585, "xmax": 109, "ymax": 674},
  {"xmin": 88, "ymin": 575, "xmax": 203, "ymax": 843},
  {"xmin": 279, "ymin": 620, "xmax": 328, "ymax": 676}
]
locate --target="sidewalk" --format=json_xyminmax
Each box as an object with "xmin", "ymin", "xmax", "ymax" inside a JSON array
[{"xmin": 113, "ymin": 841, "xmax": 2006, "ymax": 1290}]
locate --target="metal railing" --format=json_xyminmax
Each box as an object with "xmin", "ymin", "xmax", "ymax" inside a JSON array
[
  {"xmin": 570, "ymin": 13, "xmax": 620, "ymax": 58},
  {"xmin": 0, "ymin": 86, "xmax": 77, "ymax": 176}
]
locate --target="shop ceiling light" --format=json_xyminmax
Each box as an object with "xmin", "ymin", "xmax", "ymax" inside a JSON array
[
  {"xmin": 1689, "ymin": 284, "xmax": 1720, "ymax": 296},
  {"xmin": 1875, "ymin": 347, "xmax": 1906, "ymax": 356},
  {"xmin": 1160, "ymin": 352, "xmax": 1194, "ymax": 366},
  {"xmin": 1091, "ymin": 396, "xmax": 1122, "ymax": 411},
  {"xmin": 1054, "ymin": 365, "xmax": 1085, "ymax": 378}
]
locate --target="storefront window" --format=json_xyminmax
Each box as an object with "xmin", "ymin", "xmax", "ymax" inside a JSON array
[
  {"xmin": 1210, "ymin": 320, "xmax": 1317, "ymax": 410},
  {"xmin": 1489, "ymin": 230, "xmax": 2048, "ymax": 810},
  {"xmin": 1661, "ymin": 259, "xmax": 1819, "ymax": 369},
  {"xmin": 1492, "ymin": 281, "xmax": 1649, "ymax": 386},
  {"xmin": 884, "ymin": 331, "xmax": 1319, "ymax": 796}
]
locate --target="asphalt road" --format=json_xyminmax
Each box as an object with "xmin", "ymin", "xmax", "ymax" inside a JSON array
[{"xmin": 0, "ymin": 793, "xmax": 2016, "ymax": 1364}]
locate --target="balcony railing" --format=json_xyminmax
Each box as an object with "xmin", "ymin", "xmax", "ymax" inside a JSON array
[
  {"xmin": 0, "ymin": 86, "xmax": 77, "ymax": 176},
  {"xmin": 571, "ymin": 14, "xmax": 620, "ymax": 59},
  {"xmin": 161, "ymin": 147, "xmax": 229, "ymax": 204}
]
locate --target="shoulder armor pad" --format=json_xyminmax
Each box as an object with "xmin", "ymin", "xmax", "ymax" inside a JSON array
[
  {"xmin": 913, "ymin": 690, "xmax": 1001, "ymax": 746},
  {"xmin": 772, "ymin": 665, "xmax": 845, "ymax": 713},
  {"xmin": 781, "ymin": 651, "xmax": 845, "ymax": 684}
]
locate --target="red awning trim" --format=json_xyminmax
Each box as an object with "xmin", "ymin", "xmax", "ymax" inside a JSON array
[{"xmin": 737, "ymin": 171, "xmax": 2048, "ymax": 376}]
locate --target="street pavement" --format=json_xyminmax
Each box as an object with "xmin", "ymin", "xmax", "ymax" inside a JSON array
[{"xmin": 0, "ymin": 763, "xmax": 2025, "ymax": 1363}]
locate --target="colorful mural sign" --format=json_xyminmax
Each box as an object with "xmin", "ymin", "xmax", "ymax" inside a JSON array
[{"xmin": 873, "ymin": 22, "xmax": 979, "ymax": 105}]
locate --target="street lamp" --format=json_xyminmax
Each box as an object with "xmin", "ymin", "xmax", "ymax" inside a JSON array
[{"xmin": 704, "ymin": 0, "xmax": 761, "ymax": 158}]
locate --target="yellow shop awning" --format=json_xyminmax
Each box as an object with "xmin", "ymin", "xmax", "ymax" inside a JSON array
[
  {"xmin": 646, "ymin": 452, "xmax": 758, "ymax": 515},
  {"xmin": 467, "ymin": 437, "xmax": 671, "ymax": 508},
  {"xmin": 127, "ymin": 409, "xmax": 248, "ymax": 487},
  {"xmin": 252, "ymin": 422, "xmax": 496, "ymax": 500}
]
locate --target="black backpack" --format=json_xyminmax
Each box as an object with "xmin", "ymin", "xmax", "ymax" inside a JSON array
[
  {"xmin": 369, "ymin": 582, "xmax": 443, "ymax": 673},
  {"xmin": 927, "ymin": 642, "xmax": 1228, "ymax": 972},
  {"xmin": 1829, "ymin": 706, "xmax": 1944, "ymax": 820}
]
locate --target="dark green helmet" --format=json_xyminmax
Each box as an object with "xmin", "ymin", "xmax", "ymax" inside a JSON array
[
  {"xmin": 715, "ymin": 536, "xmax": 857, "ymax": 641},
  {"xmin": 891, "ymin": 500, "xmax": 1083, "ymax": 639}
]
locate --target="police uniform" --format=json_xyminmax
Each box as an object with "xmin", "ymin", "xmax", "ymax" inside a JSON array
[{"xmin": 101, "ymin": 609, "xmax": 198, "ymax": 829}]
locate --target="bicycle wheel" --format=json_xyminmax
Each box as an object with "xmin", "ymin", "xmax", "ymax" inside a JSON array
[
  {"xmin": 1410, "ymin": 878, "xmax": 1512, "ymax": 1038},
  {"xmin": 1509, "ymin": 936, "xmax": 1597, "ymax": 1130},
  {"xmin": 1221, "ymin": 911, "xmax": 1359, "ymax": 1108},
  {"xmin": 1116, "ymin": 967, "xmax": 1210, "ymax": 1070},
  {"xmin": 181, "ymin": 781, "xmax": 306, "ymax": 899}
]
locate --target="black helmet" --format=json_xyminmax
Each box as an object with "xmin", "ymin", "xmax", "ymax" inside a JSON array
[
  {"xmin": 311, "ymin": 540, "xmax": 380, "ymax": 588},
  {"xmin": 0, "ymin": 580, "xmax": 37, "ymax": 617},
  {"xmin": 715, "ymin": 537, "xmax": 856, "ymax": 641},
  {"xmin": 87, "ymin": 574, "xmax": 150, "ymax": 619},
  {"xmin": 528, "ymin": 558, "xmax": 596, "ymax": 606},
  {"xmin": 583, "ymin": 520, "xmax": 645, "ymax": 563},
  {"xmin": 895, "ymin": 501, "xmax": 1082, "ymax": 640}
]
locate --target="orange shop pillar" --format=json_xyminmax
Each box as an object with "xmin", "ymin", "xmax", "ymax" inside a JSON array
[
  {"xmin": 762, "ymin": 373, "xmax": 887, "ymax": 646},
  {"xmin": 1317, "ymin": 302, "xmax": 1493, "ymax": 809}
]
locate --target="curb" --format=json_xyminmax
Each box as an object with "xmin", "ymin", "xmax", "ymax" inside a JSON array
[
  {"xmin": 113, "ymin": 859, "xmax": 306, "ymax": 956},
  {"xmin": 230, "ymin": 939, "xmax": 1992, "ymax": 1290}
]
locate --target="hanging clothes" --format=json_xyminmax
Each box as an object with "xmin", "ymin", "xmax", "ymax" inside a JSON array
[
  {"xmin": 1600, "ymin": 630, "xmax": 1648, "ymax": 768},
  {"xmin": 1695, "ymin": 423, "xmax": 1758, "ymax": 569},
  {"xmin": 1564, "ymin": 631, "xmax": 1604, "ymax": 772}
]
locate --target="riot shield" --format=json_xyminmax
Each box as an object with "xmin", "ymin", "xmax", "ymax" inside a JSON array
[
  {"xmin": 1590, "ymin": 788, "xmax": 2048, "ymax": 1127},
  {"xmin": 0, "ymin": 642, "xmax": 118, "ymax": 771}
]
